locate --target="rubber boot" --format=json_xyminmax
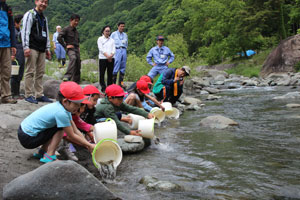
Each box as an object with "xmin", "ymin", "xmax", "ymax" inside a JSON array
[
  {"xmin": 112, "ymin": 74, "xmax": 117, "ymax": 84},
  {"xmin": 62, "ymin": 58, "xmax": 66, "ymax": 67}
]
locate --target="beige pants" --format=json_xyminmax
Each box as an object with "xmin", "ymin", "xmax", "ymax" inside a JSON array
[
  {"xmin": 0, "ymin": 48, "xmax": 12, "ymax": 99},
  {"xmin": 24, "ymin": 49, "xmax": 45, "ymax": 98}
]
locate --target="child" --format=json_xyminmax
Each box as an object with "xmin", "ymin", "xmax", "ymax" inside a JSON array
[
  {"xmin": 94, "ymin": 84, "xmax": 155, "ymax": 136},
  {"xmin": 17, "ymin": 81, "xmax": 96, "ymax": 163},
  {"xmin": 80, "ymin": 85, "xmax": 103, "ymax": 125}
]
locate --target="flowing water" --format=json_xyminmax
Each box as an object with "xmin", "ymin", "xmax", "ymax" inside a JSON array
[{"xmin": 106, "ymin": 86, "xmax": 300, "ymax": 200}]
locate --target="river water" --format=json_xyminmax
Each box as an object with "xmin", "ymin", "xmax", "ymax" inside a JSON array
[{"xmin": 106, "ymin": 86, "xmax": 300, "ymax": 200}]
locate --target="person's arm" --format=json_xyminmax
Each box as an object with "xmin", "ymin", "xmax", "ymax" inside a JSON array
[
  {"xmin": 57, "ymin": 27, "xmax": 67, "ymax": 48},
  {"xmin": 73, "ymin": 115, "xmax": 92, "ymax": 133},
  {"xmin": 103, "ymin": 106, "xmax": 131, "ymax": 135},
  {"xmin": 45, "ymin": 17, "xmax": 50, "ymax": 51},
  {"xmin": 64, "ymin": 121, "xmax": 95, "ymax": 152},
  {"xmin": 121, "ymin": 102, "xmax": 149, "ymax": 118},
  {"xmin": 111, "ymin": 39, "xmax": 115, "ymax": 57},
  {"xmin": 144, "ymin": 93, "xmax": 165, "ymax": 111},
  {"xmin": 146, "ymin": 49, "xmax": 154, "ymax": 66},
  {"xmin": 167, "ymin": 48, "xmax": 175, "ymax": 64},
  {"xmin": 8, "ymin": 6, "xmax": 16, "ymax": 49},
  {"xmin": 161, "ymin": 69, "xmax": 175, "ymax": 86},
  {"xmin": 21, "ymin": 11, "xmax": 33, "ymax": 52},
  {"xmin": 97, "ymin": 37, "xmax": 107, "ymax": 57}
]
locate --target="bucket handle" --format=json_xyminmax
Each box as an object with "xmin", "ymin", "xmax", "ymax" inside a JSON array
[
  {"xmin": 92, "ymin": 138, "xmax": 118, "ymax": 169},
  {"xmin": 105, "ymin": 118, "xmax": 112, "ymax": 122},
  {"xmin": 13, "ymin": 59, "xmax": 19, "ymax": 66}
]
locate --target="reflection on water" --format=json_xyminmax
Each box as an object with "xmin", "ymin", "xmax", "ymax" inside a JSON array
[{"xmin": 106, "ymin": 86, "xmax": 300, "ymax": 199}]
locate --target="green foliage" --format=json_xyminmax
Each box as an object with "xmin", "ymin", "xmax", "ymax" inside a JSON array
[
  {"xmin": 225, "ymin": 64, "xmax": 261, "ymax": 78},
  {"xmin": 294, "ymin": 61, "xmax": 300, "ymax": 72},
  {"xmin": 124, "ymin": 54, "xmax": 149, "ymax": 81}
]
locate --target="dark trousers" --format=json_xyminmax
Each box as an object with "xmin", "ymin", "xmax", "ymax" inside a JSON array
[
  {"xmin": 64, "ymin": 49, "xmax": 81, "ymax": 83},
  {"xmin": 99, "ymin": 58, "xmax": 114, "ymax": 90},
  {"xmin": 11, "ymin": 49, "xmax": 25, "ymax": 96},
  {"xmin": 155, "ymin": 84, "xmax": 183, "ymax": 105}
]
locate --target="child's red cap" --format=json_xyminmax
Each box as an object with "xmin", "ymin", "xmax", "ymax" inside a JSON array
[
  {"xmin": 105, "ymin": 84, "xmax": 127, "ymax": 97},
  {"xmin": 136, "ymin": 80, "xmax": 150, "ymax": 94},
  {"xmin": 139, "ymin": 75, "xmax": 152, "ymax": 85},
  {"xmin": 60, "ymin": 81, "xmax": 88, "ymax": 103},
  {"xmin": 83, "ymin": 85, "xmax": 103, "ymax": 96}
]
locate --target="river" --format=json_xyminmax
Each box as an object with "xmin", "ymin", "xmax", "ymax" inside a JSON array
[{"xmin": 106, "ymin": 86, "xmax": 300, "ymax": 200}]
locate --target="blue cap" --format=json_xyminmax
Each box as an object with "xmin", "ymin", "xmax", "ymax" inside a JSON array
[{"xmin": 156, "ymin": 36, "xmax": 164, "ymax": 40}]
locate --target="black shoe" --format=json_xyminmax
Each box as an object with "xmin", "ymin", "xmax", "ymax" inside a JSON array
[
  {"xmin": 25, "ymin": 96, "xmax": 38, "ymax": 104},
  {"xmin": 36, "ymin": 96, "xmax": 53, "ymax": 103}
]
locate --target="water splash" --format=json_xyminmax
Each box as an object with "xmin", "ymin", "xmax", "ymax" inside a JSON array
[
  {"xmin": 96, "ymin": 160, "xmax": 117, "ymax": 180},
  {"xmin": 155, "ymin": 142, "xmax": 174, "ymax": 152}
]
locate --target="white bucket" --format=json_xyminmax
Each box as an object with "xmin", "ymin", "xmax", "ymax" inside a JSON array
[
  {"xmin": 93, "ymin": 118, "xmax": 117, "ymax": 143},
  {"xmin": 168, "ymin": 107, "xmax": 180, "ymax": 119},
  {"xmin": 128, "ymin": 114, "xmax": 145, "ymax": 129},
  {"xmin": 124, "ymin": 135, "xmax": 143, "ymax": 143},
  {"xmin": 11, "ymin": 64, "xmax": 20, "ymax": 75},
  {"xmin": 92, "ymin": 139, "xmax": 122, "ymax": 169},
  {"xmin": 161, "ymin": 102, "xmax": 173, "ymax": 116},
  {"xmin": 150, "ymin": 107, "xmax": 165, "ymax": 123},
  {"xmin": 138, "ymin": 118, "xmax": 155, "ymax": 139}
]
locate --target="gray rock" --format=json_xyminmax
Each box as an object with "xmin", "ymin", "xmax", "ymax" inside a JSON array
[
  {"xmin": 3, "ymin": 160, "xmax": 118, "ymax": 200},
  {"xmin": 192, "ymin": 77, "xmax": 210, "ymax": 87},
  {"xmin": 139, "ymin": 176, "xmax": 182, "ymax": 192},
  {"xmin": 43, "ymin": 79, "xmax": 62, "ymax": 99},
  {"xmin": 203, "ymin": 87, "xmax": 220, "ymax": 94},
  {"xmin": 273, "ymin": 91, "xmax": 300, "ymax": 100},
  {"xmin": 81, "ymin": 59, "xmax": 97, "ymax": 66},
  {"xmin": 186, "ymin": 104, "xmax": 201, "ymax": 111},
  {"xmin": 200, "ymin": 115, "xmax": 239, "ymax": 129},
  {"xmin": 242, "ymin": 79, "xmax": 258, "ymax": 86},
  {"xmin": 206, "ymin": 95, "xmax": 221, "ymax": 101},
  {"xmin": 182, "ymin": 97, "xmax": 202, "ymax": 105},
  {"xmin": 286, "ymin": 104, "xmax": 300, "ymax": 108},
  {"xmin": 52, "ymin": 71, "xmax": 64, "ymax": 80},
  {"xmin": 117, "ymin": 138, "xmax": 145, "ymax": 153}
]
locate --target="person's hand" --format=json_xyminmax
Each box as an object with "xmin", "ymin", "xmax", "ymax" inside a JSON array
[
  {"xmin": 147, "ymin": 113, "xmax": 155, "ymax": 119},
  {"xmin": 108, "ymin": 58, "xmax": 112, "ymax": 63},
  {"xmin": 166, "ymin": 62, "xmax": 170, "ymax": 66},
  {"xmin": 179, "ymin": 79, "xmax": 184, "ymax": 86},
  {"xmin": 67, "ymin": 44, "xmax": 74, "ymax": 49},
  {"xmin": 160, "ymin": 105, "xmax": 165, "ymax": 112},
  {"xmin": 153, "ymin": 63, "xmax": 157, "ymax": 66},
  {"xmin": 130, "ymin": 130, "xmax": 142, "ymax": 136},
  {"xmin": 24, "ymin": 49, "xmax": 31, "ymax": 57},
  {"xmin": 174, "ymin": 76, "xmax": 180, "ymax": 82},
  {"xmin": 88, "ymin": 143, "xmax": 96, "ymax": 153},
  {"xmin": 11, "ymin": 56, "xmax": 15, "ymax": 61},
  {"xmin": 53, "ymin": 44, "xmax": 56, "ymax": 49},
  {"xmin": 46, "ymin": 50, "xmax": 51, "ymax": 60},
  {"xmin": 11, "ymin": 47, "xmax": 16, "ymax": 57}
]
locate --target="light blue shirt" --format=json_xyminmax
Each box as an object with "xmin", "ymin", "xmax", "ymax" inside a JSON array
[
  {"xmin": 111, "ymin": 30, "xmax": 128, "ymax": 48},
  {"xmin": 52, "ymin": 31, "xmax": 59, "ymax": 43},
  {"xmin": 146, "ymin": 45, "xmax": 175, "ymax": 66},
  {"xmin": 21, "ymin": 102, "xmax": 72, "ymax": 136}
]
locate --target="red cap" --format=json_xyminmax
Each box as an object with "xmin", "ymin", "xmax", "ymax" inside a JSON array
[
  {"xmin": 136, "ymin": 80, "xmax": 150, "ymax": 94},
  {"xmin": 60, "ymin": 81, "xmax": 88, "ymax": 103},
  {"xmin": 139, "ymin": 75, "xmax": 152, "ymax": 85},
  {"xmin": 105, "ymin": 84, "xmax": 127, "ymax": 97},
  {"xmin": 83, "ymin": 85, "xmax": 102, "ymax": 95},
  {"xmin": 81, "ymin": 99, "xmax": 92, "ymax": 105}
]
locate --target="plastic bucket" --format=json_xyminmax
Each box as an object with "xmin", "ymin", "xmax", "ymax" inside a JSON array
[
  {"xmin": 128, "ymin": 114, "xmax": 145, "ymax": 129},
  {"xmin": 92, "ymin": 138, "xmax": 123, "ymax": 169},
  {"xmin": 150, "ymin": 107, "xmax": 165, "ymax": 123},
  {"xmin": 138, "ymin": 118, "xmax": 155, "ymax": 139},
  {"xmin": 124, "ymin": 135, "xmax": 143, "ymax": 143},
  {"xmin": 93, "ymin": 118, "xmax": 117, "ymax": 143},
  {"xmin": 161, "ymin": 102, "xmax": 173, "ymax": 116},
  {"xmin": 11, "ymin": 64, "xmax": 20, "ymax": 75},
  {"xmin": 168, "ymin": 107, "xmax": 180, "ymax": 119}
]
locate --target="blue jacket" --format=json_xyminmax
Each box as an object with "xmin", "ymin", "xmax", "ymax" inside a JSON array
[
  {"xmin": 153, "ymin": 68, "xmax": 183, "ymax": 94},
  {"xmin": 0, "ymin": 2, "xmax": 16, "ymax": 48}
]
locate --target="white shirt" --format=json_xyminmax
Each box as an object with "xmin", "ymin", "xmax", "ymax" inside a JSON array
[{"xmin": 97, "ymin": 35, "xmax": 116, "ymax": 59}]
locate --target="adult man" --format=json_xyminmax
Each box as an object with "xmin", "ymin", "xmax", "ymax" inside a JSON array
[
  {"xmin": 153, "ymin": 66, "xmax": 190, "ymax": 105},
  {"xmin": 58, "ymin": 14, "xmax": 81, "ymax": 83},
  {"xmin": 146, "ymin": 36, "xmax": 175, "ymax": 79},
  {"xmin": 52, "ymin": 25, "xmax": 66, "ymax": 67},
  {"xmin": 110, "ymin": 22, "xmax": 128, "ymax": 88},
  {"xmin": 22, "ymin": 0, "xmax": 52, "ymax": 104},
  {"xmin": 0, "ymin": 0, "xmax": 17, "ymax": 104}
]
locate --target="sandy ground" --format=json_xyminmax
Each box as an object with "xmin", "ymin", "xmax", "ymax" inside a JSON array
[{"xmin": 0, "ymin": 100, "xmax": 101, "ymax": 195}]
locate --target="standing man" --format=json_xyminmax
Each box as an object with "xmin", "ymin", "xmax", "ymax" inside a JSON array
[
  {"xmin": 146, "ymin": 36, "xmax": 175, "ymax": 79},
  {"xmin": 52, "ymin": 25, "xmax": 66, "ymax": 68},
  {"xmin": 110, "ymin": 22, "xmax": 128, "ymax": 88},
  {"xmin": 58, "ymin": 14, "xmax": 81, "ymax": 83},
  {"xmin": 21, "ymin": 0, "xmax": 52, "ymax": 104},
  {"xmin": 0, "ymin": 0, "xmax": 17, "ymax": 104}
]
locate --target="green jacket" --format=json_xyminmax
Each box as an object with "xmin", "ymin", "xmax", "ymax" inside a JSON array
[{"xmin": 94, "ymin": 97, "xmax": 149, "ymax": 135}]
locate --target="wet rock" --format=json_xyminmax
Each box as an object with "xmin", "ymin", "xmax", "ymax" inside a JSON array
[
  {"xmin": 139, "ymin": 175, "xmax": 182, "ymax": 192},
  {"xmin": 186, "ymin": 104, "xmax": 201, "ymax": 111},
  {"xmin": 203, "ymin": 87, "xmax": 219, "ymax": 94},
  {"xmin": 192, "ymin": 77, "xmax": 210, "ymax": 87},
  {"xmin": 206, "ymin": 95, "xmax": 221, "ymax": 101},
  {"xmin": 117, "ymin": 138, "xmax": 145, "ymax": 153},
  {"xmin": 3, "ymin": 160, "xmax": 118, "ymax": 200},
  {"xmin": 286, "ymin": 104, "xmax": 300, "ymax": 108},
  {"xmin": 175, "ymin": 102, "xmax": 186, "ymax": 112},
  {"xmin": 242, "ymin": 79, "xmax": 258, "ymax": 86},
  {"xmin": 273, "ymin": 91, "xmax": 300, "ymax": 100},
  {"xmin": 182, "ymin": 97, "xmax": 202, "ymax": 105},
  {"xmin": 200, "ymin": 115, "xmax": 239, "ymax": 129}
]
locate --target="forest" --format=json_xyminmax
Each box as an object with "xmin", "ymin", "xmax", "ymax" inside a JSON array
[{"xmin": 6, "ymin": 0, "xmax": 300, "ymax": 65}]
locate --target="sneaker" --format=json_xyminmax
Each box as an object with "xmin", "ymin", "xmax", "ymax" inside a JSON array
[
  {"xmin": 1, "ymin": 97, "xmax": 17, "ymax": 104},
  {"xmin": 63, "ymin": 77, "xmax": 69, "ymax": 82},
  {"xmin": 36, "ymin": 96, "xmax": 53, "ymax": 103},
  {"xmin": 25, "ymin": 96, "xmax": 38, "ymax": 104}
]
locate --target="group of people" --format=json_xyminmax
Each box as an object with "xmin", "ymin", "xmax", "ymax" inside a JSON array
[{"xmin": 1, "ymin": 0, "xmax": 191, "ymax": 163}]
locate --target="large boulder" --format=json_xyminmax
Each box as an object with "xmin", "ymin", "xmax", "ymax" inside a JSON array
[
  {"xmin": 3, "ymin": 160, "xmax": 118, "ymax": 200},
  {"xmin": 260, "ymin": 34, "xmax": 300, "ymax": 78},
  {"xmin": 200, "ymin": 115, "xmax": 238, "ymax": 129},
  {"xmin": 117, "ymin": 138, "xmax": 145, "ymax": 153},
  {"xmin": 43, "ymin": 79, "xmax": 62, "ymax": 99}
]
